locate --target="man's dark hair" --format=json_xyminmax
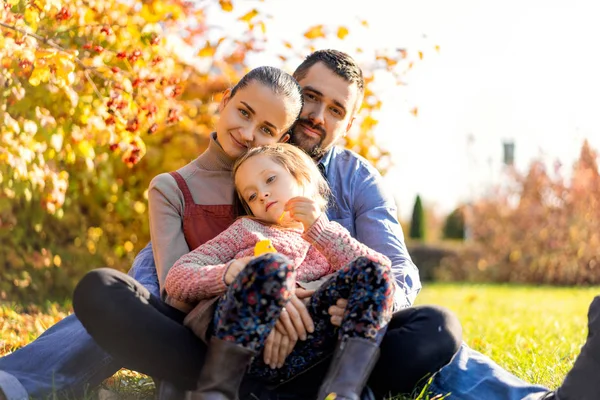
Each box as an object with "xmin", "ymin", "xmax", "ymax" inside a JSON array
[{"xmin": 293, "ymin": 49, "xmax": 365, "ymax": 103}]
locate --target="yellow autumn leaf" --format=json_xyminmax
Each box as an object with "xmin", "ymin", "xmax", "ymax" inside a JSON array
[
  {"xmin": 283, "ymin": 41, "xmax": 292, "ymax": 49},
  {"xmin": 29, "ymin": 64, "xmax": 51, "ymax": 86},
  {"xmin": 140, "ymin": 3, "xmax": 161, "ymax": 23},
  {"xmin": 53, "ymin": 53, "xmax": 76, "ymax": 87},
  {"xmin": 337, "ymin": 26, "xmax": 349, "ymax": 40},
  {"xmin": 418, "ymin": 51, "xmax": 424, "ymax": 60},
  {"xmin": 257, "ymin": 21, "xmax": 266, "ymax": 34},
  {"xmin": 238, "ymin": 9, "xmax": 258, "ymax": 23},
  {"xmin": 219, "ymin": 0, "xmax": 233, "ymax": 12},
  {"xmin": 304, "ymin": 25, "xmax": 325, "ymax": 39},
  {"xmin": 77, "ymin": 141, "xmax": 95, "ymax": 159},
  {"xmin": 24, "ymin": 8, "xmax": 41, "ymax": 32},
  {"xmin": 197, "ymin": 41, "xmax": 216, "ymax": 57},
  {"xmin": 361, "ymin": 20, "xmax": 369, "ymax": 27}
]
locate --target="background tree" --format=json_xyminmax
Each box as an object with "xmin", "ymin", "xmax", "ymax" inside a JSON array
[
  {"xmin": 0, "ymin": 0, "xmax": 430, "ymax": 301},
  {"xmin": 443, "ymin": 206, "xmax": 466, "ymax": 240},
  {"xmin": 437, "ymin": 140, "xmax": 600, "ymax": 285},
  {"xmin": 409, "ymin": 194, "xmax": 426, "ymax": 240}
]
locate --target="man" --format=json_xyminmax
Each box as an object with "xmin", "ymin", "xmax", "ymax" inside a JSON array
[
  {"xmin": 0, "ymin": 49, "xmax": 596, "ymax": 400},
  {"xmin": 286, "ymin": 49, "xmax": 600, "ymax": 400}
]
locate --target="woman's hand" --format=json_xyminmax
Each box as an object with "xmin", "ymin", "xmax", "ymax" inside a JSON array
[
  {"xmin": 224, "ymin": 256, "xmax": 254, "ymax": 285},
  {"xmin": 284, "ymin": 196, "xmax": 322, "ymax": 232}
]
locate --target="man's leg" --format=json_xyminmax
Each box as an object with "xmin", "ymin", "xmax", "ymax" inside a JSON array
[
  {"xmin": 0, "ymin": 242, "xmax": 158, "ymax": 400},
  {"xmin": 429, "ymin": 296, "xmax": 600, "ymax": 400},
  {"xmin": 428, "ymin": 343, "xmax": 549, "ymax": 400}
]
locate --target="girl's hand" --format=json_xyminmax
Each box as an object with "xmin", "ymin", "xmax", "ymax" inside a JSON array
[
  {"xmin": 224, "ymin": 256, "xmax": 253, "ymax": 285},
  {"xmin": 284, "ymin": 196, "xmax": 322, "ymax": 232}
]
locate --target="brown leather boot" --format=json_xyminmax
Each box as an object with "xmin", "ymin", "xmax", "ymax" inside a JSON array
[
  {"xmin": 317, "ymin": 337, "xmax": 380, "ymax": 400},
  {"xmin": 555, "ymin": 296, "xmax": 600, "ymax": 400},
  {"xmin": 188, "ymin": 337, "xmax": 256, "ymax": 400}
]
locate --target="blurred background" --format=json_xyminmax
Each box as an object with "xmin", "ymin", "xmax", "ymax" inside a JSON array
[{"xmin": 2, "ymin": 0, "xmax": 600, "ymax": 303}]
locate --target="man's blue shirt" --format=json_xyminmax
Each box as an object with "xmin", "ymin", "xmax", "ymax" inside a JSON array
[{"xmin": 320, "ymin": 146, "xmax": 421, "ymax": 308}]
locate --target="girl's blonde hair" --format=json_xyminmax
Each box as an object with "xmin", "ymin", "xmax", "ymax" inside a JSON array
[{"xmin": 233, "ymin": 143, "xmax": 331, "ymax": 219}]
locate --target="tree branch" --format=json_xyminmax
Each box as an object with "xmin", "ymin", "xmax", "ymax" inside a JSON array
[{"xmin": 0, "ymin": 21, "xmax": 106, "ymax": 100}]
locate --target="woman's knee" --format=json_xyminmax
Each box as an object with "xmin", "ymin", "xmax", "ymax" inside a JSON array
[{"xmin": 73, "ymin": 268, "xmax": 117, "ymax": 324}]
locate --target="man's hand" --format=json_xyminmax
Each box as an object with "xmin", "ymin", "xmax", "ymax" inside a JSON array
[
  {"xmin": 224, "ymin": 256, "xmax": 254, "ymax": 285},
  {"xmin": 264, "ymin": 329, "xmax": 296, "ymax": 369},
  {"xmin": 328, "ymin": 298, "xmax": 348, "ymax": 327}
]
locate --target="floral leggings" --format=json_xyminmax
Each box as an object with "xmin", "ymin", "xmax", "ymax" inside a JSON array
[{"xmin": 212, "ymin": 253, "xmax": 395, "ymax": 383}]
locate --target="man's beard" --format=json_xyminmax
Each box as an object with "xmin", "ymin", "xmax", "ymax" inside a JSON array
[{"xmin": 289, "ymin": 118, "xmax": 328, "ymax": 160}]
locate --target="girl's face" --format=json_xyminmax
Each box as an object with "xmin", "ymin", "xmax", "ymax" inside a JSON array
[
  {"xmin": 235, "ymin": 154, "xmax": 304, "ymax": 223},
  {"xmin": 216, "ymin": 81, "xmax": 297, "ymax": 159}
]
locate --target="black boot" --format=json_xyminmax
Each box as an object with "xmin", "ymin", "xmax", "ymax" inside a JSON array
[
  {"xmin": 317, "ymin": 337, "xmax": 380, "ymax": 400},
  {"xmin": 188, "ymin": 337, "xmax": 256, "ymax": 400},
  {"xmin": 555, "ymin": 296, "xmax": 600, "ymax": 400}
]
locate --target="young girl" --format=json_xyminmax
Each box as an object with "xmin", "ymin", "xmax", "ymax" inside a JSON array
[{"xmin": 165, "ymin": 143, "xmax": 396, "ymax": 400}]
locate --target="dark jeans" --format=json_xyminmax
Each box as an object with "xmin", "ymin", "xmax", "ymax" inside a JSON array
[{"xmin": 73, "ymin": 268, "xmax": 462, "ymax": 398}]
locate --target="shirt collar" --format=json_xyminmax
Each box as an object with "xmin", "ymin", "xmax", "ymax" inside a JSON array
[{"xmin": 317, "ymin": 147, "xmax": 336, "ymax": 174}]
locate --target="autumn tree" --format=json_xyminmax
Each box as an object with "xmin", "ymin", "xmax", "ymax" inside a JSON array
[
  {"xmin": 0, "ymin": 0, "xmax": 430, "ymax": 301},
  {"xmin": 438, "ymin": 140, "xmax": 600, "ymax": 285}
]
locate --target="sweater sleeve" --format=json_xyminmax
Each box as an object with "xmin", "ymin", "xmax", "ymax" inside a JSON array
[
  {"xmin": 303, "ymin": 214, "xmax": 391, "ymax": 273},
  {"xmin": 165, "ymin": 219, "xmax": 253, "ymax": 303},
  {"xmin": 148, "ymin": 173, "xmax": 190, "ymax": 297}
]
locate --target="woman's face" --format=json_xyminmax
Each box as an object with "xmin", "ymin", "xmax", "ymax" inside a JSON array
[
  {"xmin": 235, "ymin": 154, "xmax": 303, "ymax": 223},
  {"xmin": 215, "ymin": 81, "xmax": 297, "ymax": 159}
]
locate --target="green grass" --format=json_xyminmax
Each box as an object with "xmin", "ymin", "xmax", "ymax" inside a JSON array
[
  {"xmin": 414, "ymin": 283, "xmax": 598, "ymax": 391},
  {"xmin": 1, "ymin": 284, "xmax": 596, "ymax": 399}
]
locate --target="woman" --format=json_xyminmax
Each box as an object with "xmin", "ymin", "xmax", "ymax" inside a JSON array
[{"xmin": 73, "ymin": 66, "xmax": 304, "ymax": 397}]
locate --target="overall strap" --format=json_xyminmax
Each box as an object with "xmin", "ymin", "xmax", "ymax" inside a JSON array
[{"xmin": 169, "ymin": 171, "xmax": 194, "ymax": 206}]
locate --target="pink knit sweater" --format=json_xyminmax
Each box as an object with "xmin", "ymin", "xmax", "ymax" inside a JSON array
[{"xmin": 165, "ymin": 214, "xmax": 391, "ymax": 303}]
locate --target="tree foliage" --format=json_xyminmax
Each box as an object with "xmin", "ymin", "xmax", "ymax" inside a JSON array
[
  {"xmin": 0, "ymin": 0, "xmax": 427, "ymax": 301},
  {"xmin": 409, "ymin": 194, "xmax": 425, "ymax": 240},
  {"xmin": 443, "ymin": 206, "xmax": 465, "ymax": 240},
  {"xmin": 438, "ymin": 140, "xmax": 600, "ymax": 285}
]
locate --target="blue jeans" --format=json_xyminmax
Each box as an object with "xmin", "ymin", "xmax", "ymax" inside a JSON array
[
  {"xmin": 0, "ymin": 243, "xmax": 159, "ymax": 400},
  {"xmin": 0, "ymin": 242, "xmax": 550, "ymax": 400},
  {"xmin": 429, "ymin": 343, "xmax": 550, "ymax": 400}
]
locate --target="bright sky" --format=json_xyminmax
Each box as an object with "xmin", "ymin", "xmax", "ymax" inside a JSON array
[{"xmin": 206, "ymin": 0, "xmax": 600, "ymax": 219}]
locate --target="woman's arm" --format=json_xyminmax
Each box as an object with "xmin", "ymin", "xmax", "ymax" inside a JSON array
[
  {"xmin": 303, "ymin": 214, "xmax": 391, "ymax": 273},
  {"xmin": 165, "ymin": 219, "xmax": 255, "ymax": 303},
  {"xmin": 147, "ymin": 173, "xmax": 191, "ymax": 297}
]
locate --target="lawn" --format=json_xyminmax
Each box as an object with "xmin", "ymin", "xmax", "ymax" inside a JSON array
[{"xmin": 1, "ymin": 283, "xmax": 597, "ymax": 399}]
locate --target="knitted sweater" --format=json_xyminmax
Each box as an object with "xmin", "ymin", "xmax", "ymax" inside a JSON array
[{"xmin": 165, "ymin": 214, "xmax": 392, "ymax": 303}]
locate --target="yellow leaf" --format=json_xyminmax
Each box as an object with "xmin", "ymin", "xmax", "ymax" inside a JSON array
[
  {"xmin": 283, "ymin": 41, "xmax": 292, "ymax": 49},
  {"xmin": 304, "ymin": 25, "xmax": 325, "ymax": 39},
  {"xmin": 361, "ymin": 20, "xmax": 369, "ymax": 27},
  {"xmin": 257, "ymin": 21, "xmax": 266, "ymax": 34},
  {"xmin": 219, "ymin": 0, "xmax": 233, "ymax": 12},
  {"xmin": 418, "ymin": 51, "xmax": 424, "ymax": 60},
  {"xmin": 238, "ymin": 9, "xmax": 258, "ymax": 23},
  {"xmin": 29, "ymin": 64, "xmax": 51, "ymax": 86},
  {"xmin": 410, "ymin": 107, "xmax": 418, "ymax": 117},
  {"xmin": 197, "ymin": 41, "xmax": 216, "ymax": 57},
  {"xmin": 24, "ymin": 8, "xmax": 40, "ymax": 32},
  {"xmin": 337, "ymin": 26, "xmax": 349, "ymax": 40},
  {"xmin": 78, "ymin": 141, "xmax": 95, "ymax": 159},
  {"xmin": 434, "ymin": 45, "xmax": 441, "ymax": 53}
]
